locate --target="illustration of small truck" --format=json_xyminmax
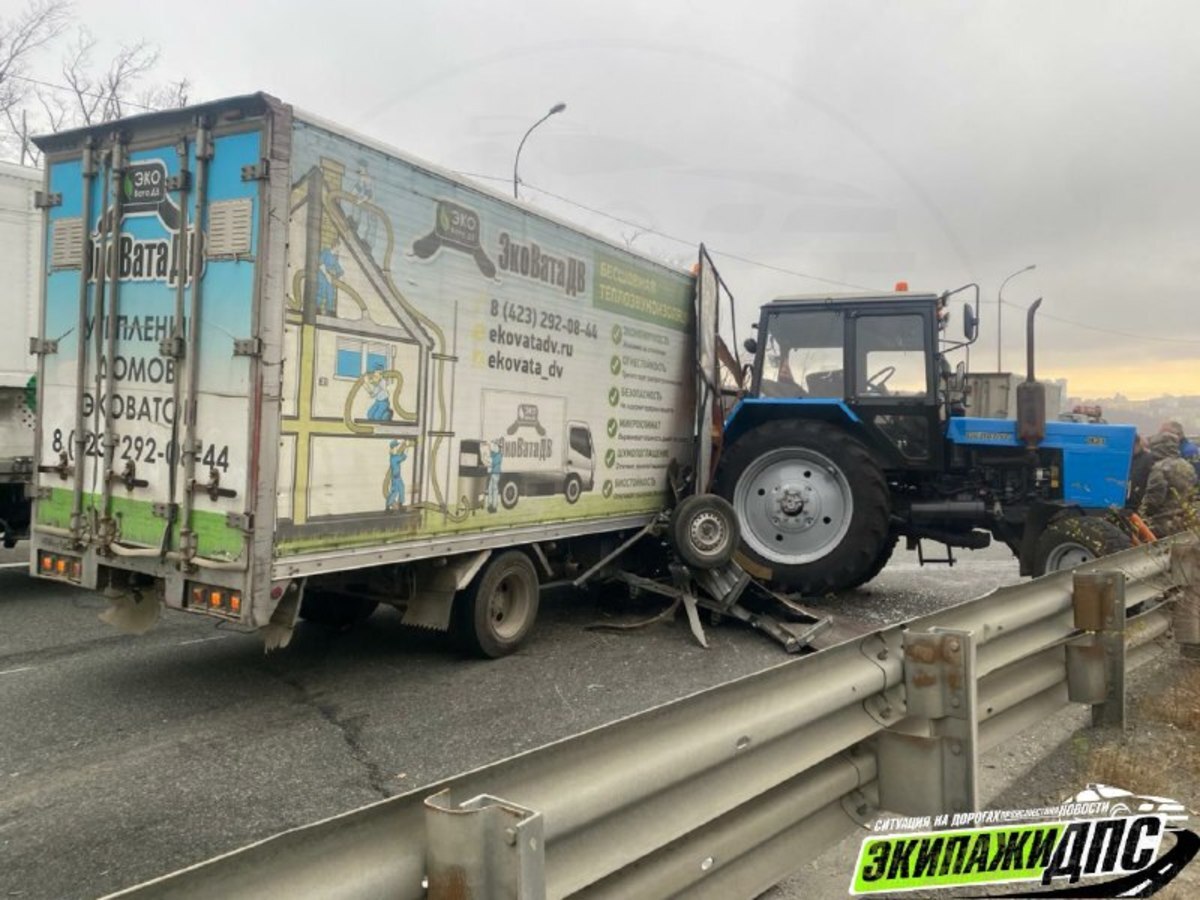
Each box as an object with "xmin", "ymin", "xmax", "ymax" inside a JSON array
[{"xmin": 458, "ymin": 391, "xmax": 595, "ymax": 511}]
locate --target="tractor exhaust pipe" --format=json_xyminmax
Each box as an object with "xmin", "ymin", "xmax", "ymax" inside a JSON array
[
  {"xmin": 1017, "ymin": 297, "xmax": 1046, "ymax": 448},
  {"xmin": 1025, "ymin": 297, "xmax": 1042, "ymax": 382}
]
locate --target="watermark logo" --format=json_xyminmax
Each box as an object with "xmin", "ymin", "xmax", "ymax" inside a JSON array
[{"xmin": 850, "ymin": 785, "xmax": 1197, "ymax": 896}]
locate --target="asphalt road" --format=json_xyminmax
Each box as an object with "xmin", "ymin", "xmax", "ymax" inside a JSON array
[{"xmin": 0, "ymin": 544, "xmax": 1021, "ymax": 899}]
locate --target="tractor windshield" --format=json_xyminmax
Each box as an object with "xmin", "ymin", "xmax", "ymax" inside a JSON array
[{"xmin": 760, "ymin": 310, "xmax": 845, "ymax": 398}]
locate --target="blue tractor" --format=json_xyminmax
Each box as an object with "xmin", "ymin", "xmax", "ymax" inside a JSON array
[{"xmin": 709, "ymin": 285, "xmax": 1137, "ymax": 594}]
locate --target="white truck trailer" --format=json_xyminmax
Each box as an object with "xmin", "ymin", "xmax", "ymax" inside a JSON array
[
  {"xmin": 0, "ymin": 161, "xmax": 41, "ymax": 546},
  {"xmin": 27, "ymin": 94, "xmax": 707, "ymax": 655}
]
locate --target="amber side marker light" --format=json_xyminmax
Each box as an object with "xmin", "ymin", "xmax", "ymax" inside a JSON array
[
  {"xmin": 186, "ymin": 583, "xmax": 244, "ymax": 619},
  {"xmin": 37, "ymin": 551, "xmax": 83, "ymax": 584}
]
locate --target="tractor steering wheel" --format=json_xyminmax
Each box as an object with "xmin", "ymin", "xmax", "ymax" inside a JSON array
[{"xmin": 865, "ymin": 365, "xmax": 896, "ymax": 393}]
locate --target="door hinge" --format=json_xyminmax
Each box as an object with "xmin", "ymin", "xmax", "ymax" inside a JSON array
[
  {"xmin": 29, "ymin": 337, "xmax": 58, "ymax": 356},
  {"xmin": 241, "ymin": 160, "xmax": 269, "ymax": 181},
  {"xmin": 225, "ymin": 512, "xmax": 254, "ymax": 532},
  {"xmin": 233, "ymin": 337, "xmax": 263, "ymax": 357},
  {"xmin": 166, "ymin": 171, "xmax": 191, "ymax": 192},
  {"xmin": 159, "ymin": 336, "xmax": 186, "ymax": 359},
  {"xmin": 34, "ymin": 191, "xmax": 62, "ymax": 209}
]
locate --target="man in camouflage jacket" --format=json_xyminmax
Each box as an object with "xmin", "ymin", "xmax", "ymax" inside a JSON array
[{"xmin": 1139, "ymin": 431, "xmax": 1198, "ymax": 536}]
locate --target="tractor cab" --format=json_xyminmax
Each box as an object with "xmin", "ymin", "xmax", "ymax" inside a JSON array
[{"xmin": 739, "ymin": 291, "xmax": 956, "ymax": 470}]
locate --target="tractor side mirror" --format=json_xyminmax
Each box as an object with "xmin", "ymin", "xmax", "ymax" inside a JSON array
[
  {"xmin": 963, "ymin": 303, "xmax": 978, "ymax": 342},
  {"xmin": 743, "ymin": 337, "xmax": 758, "ymax": 355}
]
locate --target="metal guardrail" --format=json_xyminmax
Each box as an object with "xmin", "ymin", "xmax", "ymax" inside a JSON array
[{"xmin": 108, "ymin": 538, "xmax": 1196, "ymax": 900}]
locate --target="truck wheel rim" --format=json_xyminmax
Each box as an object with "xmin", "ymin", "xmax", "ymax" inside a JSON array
[
  {"xmin": 502, "ymin": 483, "xmax": 518, "ymax": 506},
  {"xmin": 733, "ymin": 448, "xmax": 853, "ymax": 565},
  {"xmin": 489, "ymin": 571, "xmax": 532, "ymax": 640},
  {"xmin": 1046, "ymin": 542, "xmax": 1094, "ymax": 571},
  {"xmin": 688, "ymin": 510, "xmax": 729, "ymax": 558},
  {"xmin": 566, "ymin": 478, "xmax": 580, "ymax": 501}
]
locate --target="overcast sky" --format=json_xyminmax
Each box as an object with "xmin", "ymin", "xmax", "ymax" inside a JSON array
[{"xmin": 15, "ymin": 0, "xmax": 1200, "ymax": 399}]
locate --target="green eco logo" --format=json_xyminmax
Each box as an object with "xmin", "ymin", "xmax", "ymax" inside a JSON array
[{"xmin": 122, "ymin": 173, "xmax": 134, "ymax": 200}]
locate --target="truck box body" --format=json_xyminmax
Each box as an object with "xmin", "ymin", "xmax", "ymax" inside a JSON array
[
  {"xmin": 30, "ymin": 94, "xmax": 697, "ymax": 628},
  {"xmin": 0, "ymin": 162, "xmax": 42, "ymax": 541}
]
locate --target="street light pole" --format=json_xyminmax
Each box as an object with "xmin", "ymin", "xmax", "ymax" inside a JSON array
[
  {"xmin": 997, "ymin": 264, "xmax": 1036, "ymax": 371},
  {"xmin": 513, "ymin": 102, "xmax": 566, "ymax": 199}
]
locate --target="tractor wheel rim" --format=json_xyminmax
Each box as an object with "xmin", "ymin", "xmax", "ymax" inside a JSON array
[
  {"xmin": 1046, "ymin": 542, "xmax": 1094, "ymax": 571},
  {"xmin": 688, "ymin": 510, "xmax": 729, "ymax": 557},
  {"xmin": 489, "ymin": 572, "xmax": 531, "ymax": 640},
  {"xmin": 733, "ymin": 447, "xmax": 853, "ymax": 565}
]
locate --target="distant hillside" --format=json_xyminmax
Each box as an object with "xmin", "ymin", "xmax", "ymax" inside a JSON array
[{"xmin": 1065, "ymin": 394, "xmax": 1200, "ymax": 436}]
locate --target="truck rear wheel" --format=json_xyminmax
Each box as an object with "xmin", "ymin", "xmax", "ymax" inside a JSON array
[
  {"xmin": 670, "ymin": 493, "xmax": 739, "ymax": 570},
  {"xmin": 454, "ymin": 550, "xmax": 540, "ymax": 658},
  {"xmin": 500, "ymin": 478, "xmax": 520, "ymax": 510},
  {"xmin": 1035, "ymin": 517, "xmax": 1133, "ymax": 575},
  {"xmin": 715, "ymin": 420, "xmax": 890, "ymax": 594}
]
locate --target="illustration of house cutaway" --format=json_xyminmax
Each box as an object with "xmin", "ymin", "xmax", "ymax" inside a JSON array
[{"xmin": 278, "ymin": 157, "xmax": 455, "ymax": 540}]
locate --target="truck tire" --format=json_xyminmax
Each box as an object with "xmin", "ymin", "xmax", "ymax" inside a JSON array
[
  {"xmin": 500, "ymin": 477, "xmax": 520, "ymax": 510},
  {"xmin": 670, "ymin": 493, "xmax": 739, "ymax": 570},
  {"xmin": 454, "ymin": 550, "xmax": 540, "ymax": 658},
  {"xmin": 714, "ymin": 420, "xmax": 890, "ymax": 594},
  {"xmin": 1035, "ymin": 516, "xmax": 1133, "ymax": 575},
  {"xmin": 299, "ymin": 591, "xmax": 379, "ymax": 629},
  {"xmin": 564, "ymin": 474, "xmax": 583, "ymax": 504}
]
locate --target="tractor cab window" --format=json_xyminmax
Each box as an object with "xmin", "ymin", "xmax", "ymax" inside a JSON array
[
  {"xmin": 760, "ymin": 310, "xmax": 845, "ymax": 399},
  {"xmin": 854, "ymin": 314, "xmax": 930, "ymax": 398}
]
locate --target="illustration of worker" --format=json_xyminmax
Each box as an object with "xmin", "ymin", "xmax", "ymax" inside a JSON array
[
  {"xmin": 350, "ymin": 161, "xmax": 378, "ymax": 258},
  {"xmin": 316, "ymin": 236, "xmax": 344, "ymax": 316},
  {"xmin": 364, "ymin": 367, "xmax": 394, "ymax": 421},
  {"xmin": 486, "ymin": 437, "xmax": 504, "ymax": 513},
  {"xmin": 386, "ymin": 440, "xmax": 409, "ymax": 511}
]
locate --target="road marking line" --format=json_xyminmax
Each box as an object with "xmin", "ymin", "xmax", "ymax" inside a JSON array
[
  {"xmin": 0, "ymin": 666, "xmax": 35, "ymax": 676},
  {"xmin": 0, "ymin": 562, "xmax": 28, "ymax": 569},
  {"xmin": 178, "ymin": 635, "xmax": 231, "ymax": 646}
]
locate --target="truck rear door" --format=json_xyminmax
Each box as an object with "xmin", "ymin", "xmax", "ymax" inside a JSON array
[{"xmin": 33, "ymin": 100, "xmax": 271, "ymax": 582}]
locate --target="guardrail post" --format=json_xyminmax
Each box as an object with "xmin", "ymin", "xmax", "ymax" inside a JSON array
[
  {"xmin": 1171, "ymin": 543, "xmax": 1200, "ymax": 659},
  {"xmin": 1066, "ymin": 571, "xmax": 1126, "ymax": 728},
  {"xmin": 877, "ymin": 627, "xmax": 978, "ymax": 816},
  {"xmin": 424, "ymin": 789, "xmax": 545, "ymax": 900}
]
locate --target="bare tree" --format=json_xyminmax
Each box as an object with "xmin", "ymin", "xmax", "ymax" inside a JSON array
[
  {"xmin": 0, "ymin": 0, "xmax": 71, "ymax": 164},
  {"xmin": 2, "ymin": 19, "xmax": 190, "ymax": 166},
  {"xmin": 60, "ymin": 28, "xmax": 159, "ymax": 125}
]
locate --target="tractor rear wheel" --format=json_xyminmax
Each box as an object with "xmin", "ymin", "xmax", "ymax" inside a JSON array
[
  {"xmin": 715, "ymin": 420, "xmax": 890, "ymax": 594},
  {"xmin": 844, "ymin": 532, "xmax": 900, "ymax": 591},
  {"xmin": 1035, "ymin": 516, "xmax": 1133, "ymax": 575}
]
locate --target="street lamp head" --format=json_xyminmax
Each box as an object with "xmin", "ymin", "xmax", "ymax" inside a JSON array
[{"xmin": 549, "ymin": 102, "xmax": 567, "ymax": 115}]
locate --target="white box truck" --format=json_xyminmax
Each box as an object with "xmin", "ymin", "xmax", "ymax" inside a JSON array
[
  {"xmin": 27, "ymin": 94, "xmax": 704, "ymax": 655},
  {"xmin": 0, "ymin": 161, "xmax": 41, "ymax": 546},
  {"xmin": 457, "ymin": 389, "xmax": 596, "ymax": 511}
]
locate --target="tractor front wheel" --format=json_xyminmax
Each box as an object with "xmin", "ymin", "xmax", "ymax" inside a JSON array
[{"xmin": 1034, "ymin": 516, "xmax": 1133, "ymax": 575}]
